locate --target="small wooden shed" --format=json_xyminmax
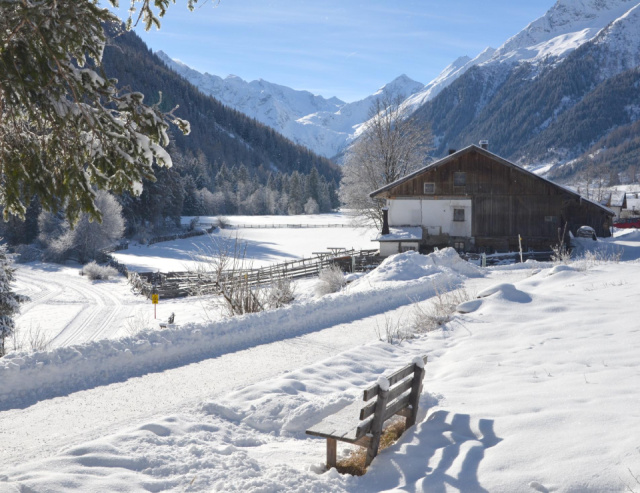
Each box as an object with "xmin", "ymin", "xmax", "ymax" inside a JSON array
[{"xmin": 370, "ymin": 144, "xmax": 614, "ymax": 255}]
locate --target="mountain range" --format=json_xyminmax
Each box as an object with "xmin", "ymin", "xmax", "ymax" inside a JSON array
[
  {"xmin": 157, "ymin": 0, "xmax": 640, "ymax": 180},
  {"xmin": 156, "ymin": 52, "xmax": 425, "ymax": 159}
]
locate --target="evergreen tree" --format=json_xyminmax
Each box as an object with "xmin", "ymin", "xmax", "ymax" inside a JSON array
[
  {"xmin": 0, "ymin": 243, "xmax": 26, "ymax": 356},
  {"xmin": 0, "ymin": 1, "xmax": 191, "ymax": 224}
]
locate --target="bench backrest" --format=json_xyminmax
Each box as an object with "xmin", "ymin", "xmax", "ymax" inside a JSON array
[{"xmin": 356, "ymin": 355, "xmax": 428, "ymax": 438}]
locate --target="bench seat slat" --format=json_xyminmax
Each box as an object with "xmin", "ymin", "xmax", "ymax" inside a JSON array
[{"xmin": 306, "ymin": 400, "xmax": 364, "ymax": 443}]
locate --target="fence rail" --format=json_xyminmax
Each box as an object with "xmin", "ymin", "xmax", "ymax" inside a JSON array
[
  {"xmin": 147, "ymin": 225, "xmax": 216, "ymax": 246},
  {"xmin": 228, "ymin": 223, "xmax": 354, "ymax": 229},
  {"xmin": 132, "ymin": 248, "xmax": 382, "ymax": 299}
]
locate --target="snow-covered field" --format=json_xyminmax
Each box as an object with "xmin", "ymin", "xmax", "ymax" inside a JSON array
[
  {"xmin": 2, "ymin": 220, "xmax": 640, "ymax": 492},
  {"xmin": 12, "ymin": 213, "xmax": 378, "ymax": 348}
]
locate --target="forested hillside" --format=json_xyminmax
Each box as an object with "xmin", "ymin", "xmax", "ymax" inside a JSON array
[{"xmin": 100, "ymin": 26, "xmax": 341, "ymax": 232}]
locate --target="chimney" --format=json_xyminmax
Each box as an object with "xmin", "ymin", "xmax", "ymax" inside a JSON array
[
  {"xmin": 448, "ymin": 148, "xmax": 456, "ymax": 155},
  {"xmin": 479, "ymin": 140, "xmax": 489, "ymax": 150},
  {"xmin": 381, "ymin": 207, "xmax": 390, "ymax": 235}
]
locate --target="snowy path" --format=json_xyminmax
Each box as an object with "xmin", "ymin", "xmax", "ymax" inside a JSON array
[
  {"xmin": 14, "ymin": 265, "xmax": 138, "ymax": 347},
  {"xmin": 0, "ymin": 269, "xmax": 528, "ymax": 469}
]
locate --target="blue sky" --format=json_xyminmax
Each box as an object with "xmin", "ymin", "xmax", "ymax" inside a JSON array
[{"xmin": 108, "ymin": 0, "xmax": 556, "ymax": 102}]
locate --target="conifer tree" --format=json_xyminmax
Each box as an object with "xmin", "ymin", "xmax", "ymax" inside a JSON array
[
  {"xmin": 0, "ymin": 1, "xmax": 197, "ymax": 224},
  {"xmin": 0, "ymin": 244, "xmax": 25, "ymax": 356}
]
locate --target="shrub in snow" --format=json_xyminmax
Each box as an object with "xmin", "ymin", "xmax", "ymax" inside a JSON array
[
  {"xmin": 188, "ymin": 217, "xmax": 200, "ymax": 231},
  {"xmin": 304, "ymin": 198, "xmax": 319, "ymax": 215},
  {"xmin": 411, "ymin": 283, "xmax": 474, "ymax": 333},
  {"xmin": 9, "ymin": 323, "xmax": 51, "ymax": 354},
  {"xmin": 217, "ymin": 216, "xmax": 230, "ymax": 229},
  {"xmin": 0, "ymin": 243, "xmax": 27, "ymax": 356},
  {"xmin": 38, "ymin": 191, "xmax": 125, "ymax": 263},
  {"xmin": 124, "ymin": 311, "xmax": 155, "ymax": 336},
  {"xmin": 375, "ymin": 314, "xmax": 411, "ymax": 344},
  {"xmin": 265, "ymin": 277, "xmax": 296, "ymax": 309},
  {"xmin": 14, "ymin": 244, "xmax": 42, "ymax": 263},
  {"xmin": 315, "ymin": 265, "xmax": 346, "ymax": 297},
  {"xmin": 82, "ymin": 261, "xmax": 118, "ymax": 281}
]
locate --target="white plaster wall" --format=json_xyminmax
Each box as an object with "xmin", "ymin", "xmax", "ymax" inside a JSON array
[
  {"xmin": 379, "ymin": 241, "xmax": 419, "ymax": 257},
  {"xmin": 388, "ymin": 199, "xmax": 472, "ymax": 236},
  {"xmin": 388, "ymin": 199, "xmax": 421, "ymax": 226}
]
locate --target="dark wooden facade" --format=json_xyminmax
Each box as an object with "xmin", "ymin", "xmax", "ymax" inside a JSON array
[{"xmin": 371, "ymin": 145, "xmax": 613, "ymax": 253}]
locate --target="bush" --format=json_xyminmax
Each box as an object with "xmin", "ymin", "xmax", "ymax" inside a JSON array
[
  {"xmin": 411, "ymin": 283, "xmax": 474, "ymax": 333},
  {"xmin": 38, "ymin": 191, "xmax": 125, "ymax": 262},
  {"xmin": 217, "ymin": 216, "xmax": 230, "ymax": 229},
  {"xmin": 188, "ymin": 217, "xmax": 200, "ymax": 231},
  {"xmin": 14, "ymin": 244, "xmax": 42, "ymax": 263},
  {"xmin": 82, "ymin": 261, "xmax": 118, "ymax": 280},
  {"xmin": 266, "ymin": 277, "xmax": 296, "ymax": 309},
  {"xmin": 315, "ymin": 264, "xmax": 346, "ymax": 297}
]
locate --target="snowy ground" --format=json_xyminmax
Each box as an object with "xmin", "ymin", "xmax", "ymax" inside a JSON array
[
  {"xmin": 11, "ymin": 213, "xmax": 377, "ymax": 350},
  {"xmin": 2, "ymin": 223, "xmax": 640, "ymax": 492},
  {"xmin": 116, "ymin": 212, "xmax": 378, "ymax": 272}
]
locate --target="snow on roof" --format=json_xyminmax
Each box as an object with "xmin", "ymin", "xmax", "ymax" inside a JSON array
[
  {"xmin": 610, "ymin": 190, "xmax": 626, "ymax": 207},
  {"xmin": 626, "ymin": 196, "xmax": 640, "ymax": 211},
  {"xmin": 374, "ymin": 227, "xmax": 422, "ymax": 242}
]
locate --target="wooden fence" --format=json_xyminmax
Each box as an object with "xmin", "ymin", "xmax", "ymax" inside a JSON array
[
  {"xmin": 146, "ymin": 225, "xmax": 216, "ymax": 246},
  {"xmin": 132, "ymin": 248, "xmax": 382, "ymax": 299},
  {"xmin": 228, "ymin": 223, "xmax": 353, "ymax": 229}
]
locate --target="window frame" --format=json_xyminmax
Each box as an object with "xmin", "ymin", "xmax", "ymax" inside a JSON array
[
  {"xmin": 453, "ymin": 208, "xmax": 465, "ymax": 222},
  {"xmin": 423, "ymin": 182, "xmax": 435, "ymax": 194},
  {"xmin": 453, "ymin": 172, "xmax": 466, "ymax": 187}
]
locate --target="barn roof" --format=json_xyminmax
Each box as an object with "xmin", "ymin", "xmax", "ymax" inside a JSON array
[{"xmin": 369, "ymin": 144, "xmax": 614, "ymax": 216}]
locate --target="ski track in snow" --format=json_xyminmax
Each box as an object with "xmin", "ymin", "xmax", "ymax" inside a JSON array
[{"xmin": 15, "ymin": 267, "xmax": 131, "ymax": 347}]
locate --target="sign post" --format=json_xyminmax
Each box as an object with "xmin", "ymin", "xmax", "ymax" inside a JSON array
[{"xmin": 152, "ymin": 293, "xmax": 159, "ymax": 319}]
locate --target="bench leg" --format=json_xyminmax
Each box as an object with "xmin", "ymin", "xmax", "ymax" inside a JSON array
[{"xmin": 326, "ymin": 438, "xmax": 337, "ymax": 469}]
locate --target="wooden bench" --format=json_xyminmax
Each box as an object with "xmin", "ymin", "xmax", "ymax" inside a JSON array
[{"xmin": 306, "ymin": 355, "xmax": 427, "ymax": 469}]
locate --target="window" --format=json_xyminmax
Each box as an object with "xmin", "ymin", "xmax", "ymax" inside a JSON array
[
  {"xmin": 454, "ymin": 241, "xmax": 465, "ymax": 251},
  {"xmin": 423, "ymin": 182, "xmax": 435, "ymax": 194},
  {"xmin": 400, "ymin": 245, "xmax": 417, "ymax": 252},
  {"xmin": 453, "ymin": 208, "xmax": 465, "ymax": 222},
  {"xmin": 545, "ymin": 216, "xmax": 558, "ymax": 223},
  {"xmin": 453, "ymin": 172, "xmax": 466, "ymax": 186}
]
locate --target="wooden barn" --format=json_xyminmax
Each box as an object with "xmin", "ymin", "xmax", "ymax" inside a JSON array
[{"xmin": 370, "ymin": 144, "xmax": 614, "ymax": 256}]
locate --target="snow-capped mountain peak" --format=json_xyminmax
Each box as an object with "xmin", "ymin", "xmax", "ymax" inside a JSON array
[
  {"xmin": 373, "ymin": 74, "xmax": 425, "ymax": 98},
  {"xmin": 490, "ymin": 0, "xmax": 639, "ymax": 64},
  {"xmin": 399, "ymin": 47, "xmax": 497, "ymax": 115},
  {"xmin": 156, "ymin": 49, "xmax": 425, "ymax": 158}
]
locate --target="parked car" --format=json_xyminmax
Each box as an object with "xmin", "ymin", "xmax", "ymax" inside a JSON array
[{"xmin": 576, "ymin": 225, "xmax": 597, "ymax": 240}]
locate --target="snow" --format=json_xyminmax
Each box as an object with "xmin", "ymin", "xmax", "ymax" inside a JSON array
[
  {"xmin": 115, "ymin": 213, "xmax": 378, "ymax": 272},
  {"xmin": 490, "ymin": 0, "xmax": 639, "ymax": 66},
  {"xmin": 156, "ymin": 52, "xmax": 424, "ymax": 159},
  {"xmin": 3, "ymin": 215, "xmax": 640, "ymax": 492},
  {"xmin": 374, "ymin": 226, "xmax": 422, "ymax": 242}
]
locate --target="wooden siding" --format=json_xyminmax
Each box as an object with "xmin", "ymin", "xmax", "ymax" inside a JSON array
[{"xmin": 380, "ymin": 148, "xmax": 611, "ymax": 251}]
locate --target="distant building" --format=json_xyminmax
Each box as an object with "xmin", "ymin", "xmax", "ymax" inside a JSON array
[
  {"xmin": 600, "ymin": 191, "xmax": 626, "ymax": 220},
  {"xmin": 370, "ymin": 144, "xmax": 613, "ymax": 256},
  {"xmin": 621, "ymin": 193, "xmax": 640, "ymax": 219}
]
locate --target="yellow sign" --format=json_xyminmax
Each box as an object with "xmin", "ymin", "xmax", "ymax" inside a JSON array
[{"xmin": 152, "ymin": 294, "xmax": 159, "ymax": 304}]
